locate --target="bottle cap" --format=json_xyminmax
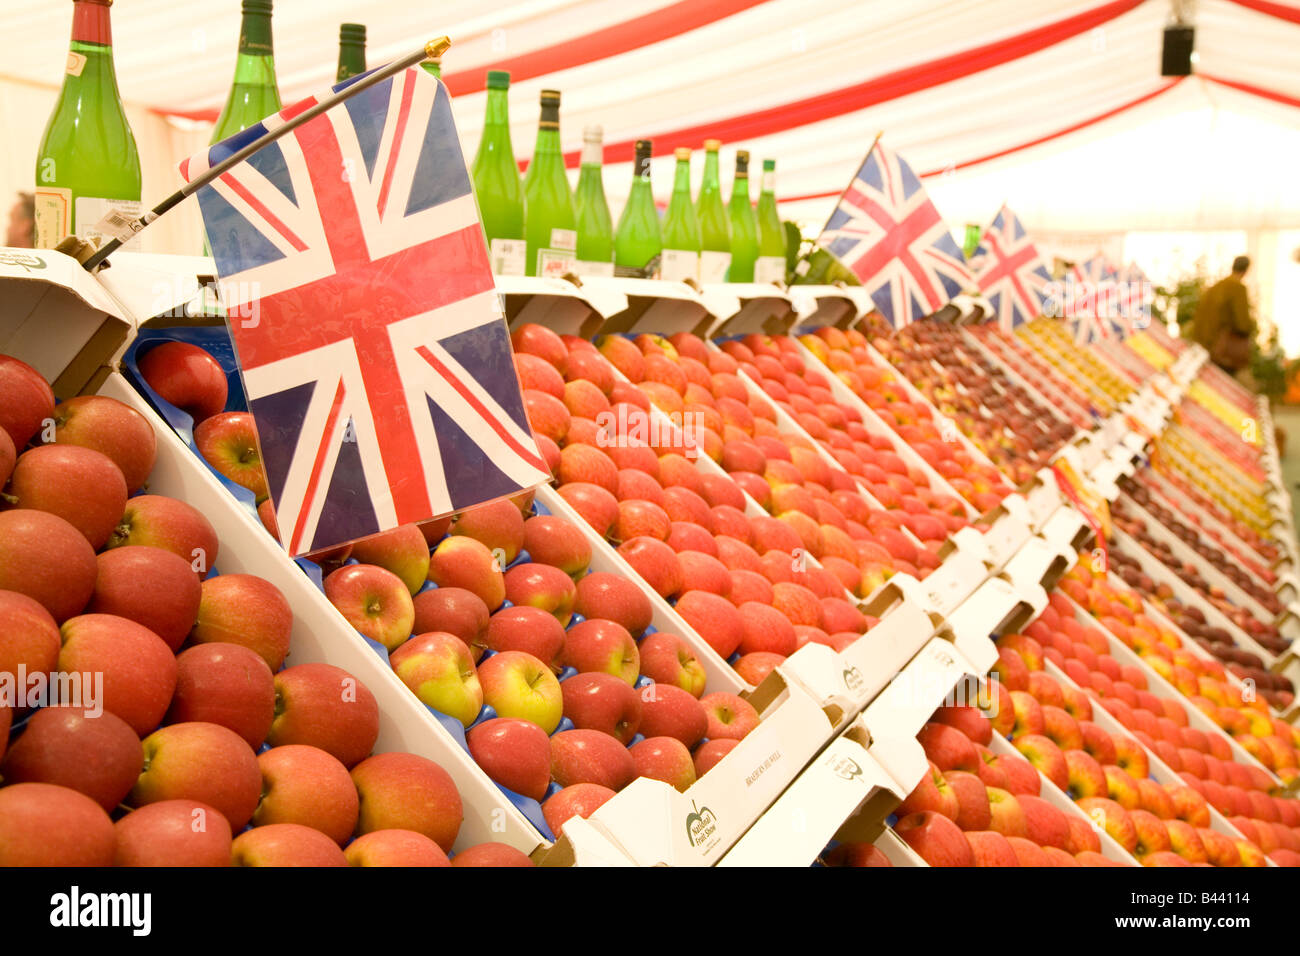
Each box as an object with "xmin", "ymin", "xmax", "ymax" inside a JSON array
[
  {"xmin": 635, "ymin": 140, "xmax": 653, "ymax": 155},
  {"xmin": 735, "ymin": 150, "xmax": 750, "ymax": 174},
  {"xmin": 540, "ymin": 89, "xmax": 561, "ymax": 104},
  {"xmin": 704, "ymin": 139, "xmax": 722, "ymax": 151},
  {"xmin": 340, "ymin": 23, "xmax": 366, "ymax": 42},
  {"xmin": 762, "ymin": 159, "xmax": 776, "ymax": 171},
  {"xmin": 242, "ymin": 0, "xmax": 273, "ymax": 14},
  {"xmin": 486, "ymin": 70, "xmax": 511, "ymax": 90},
  {"xmin": 674, "ymin": 147, "xmax": 691, "ymax": 161},
  {"xmin": 583, "ymin": 124, "xmax": 603, "ymax": 142}
]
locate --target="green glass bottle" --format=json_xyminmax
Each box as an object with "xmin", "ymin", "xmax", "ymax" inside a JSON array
[
  {"xmin": 336, "ymin": 23, "xmax": 366, "ymax": 83},
  {"xmin": 574, "ymin": 125, "xmax": 614, "ymax": 276},
  {"xmin": 696, "ymin": 138, "xmax": 731, "ymax": 283},
  {"xmin": 34, "ymin": 0, "xmax": 142, "ymax": 250},
  {"xmin": 212, "ymin": 0, "xmax": 282, "ymax": 144},
  {"xmin": 660, "ymin": 147, "xmax": 702, "ymax": 283},
  {"xmin": 726, "ymin": 151, "xmax": 758, "ymax": 282},
  {"xmin": 614, "ymin": 140, "xmax": 662, "ymax": 278},
  {"xmin": 523, "ymin": 90, "xmax": 577, "ymax": 278},
  {"xmin": 472, "ymin": 70, "xmax": 526, "ymax": 275},
  {"xmin": 754, "ymin": 159, "xmax": 787, "ymax": 284}
]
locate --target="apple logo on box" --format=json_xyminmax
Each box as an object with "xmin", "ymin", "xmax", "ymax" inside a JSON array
[
  {"xmin": 827, "ymin": 755, "xmax": 864, "ymax": 783},
  {"xmin": 685, "ymin": 801, "xmax": 719, "ymax": 849},
  {"xmin": 842, "ymin": 665, "xmax": 865, "ymax": 693}
]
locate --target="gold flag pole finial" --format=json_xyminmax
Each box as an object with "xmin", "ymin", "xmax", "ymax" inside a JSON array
[{"xmin": 426, "ymin": 36, "xmax": 452, "ymax": 60}]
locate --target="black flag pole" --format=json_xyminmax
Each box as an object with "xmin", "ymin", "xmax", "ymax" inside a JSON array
[{"xmin": 80, "ymin": 36, "xmax": 452, "ymax": 273}]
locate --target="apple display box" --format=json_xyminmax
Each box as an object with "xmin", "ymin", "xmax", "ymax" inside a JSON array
[
  {"xmin": 98, "ymin": 372, "xmax": 573, "ymax": 859},
  {"xmin": 0, "ymin": 246, "xmax": 134, "ymax": 400}
]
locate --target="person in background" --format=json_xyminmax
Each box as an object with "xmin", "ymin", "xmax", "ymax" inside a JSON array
[
  {"xmin": 5, "ymin": 192, "xmax": 35, "ymax": 248},
  {"xmin": 1192, "ymin": 255, "xmax": 1255, "ymax": 376}
]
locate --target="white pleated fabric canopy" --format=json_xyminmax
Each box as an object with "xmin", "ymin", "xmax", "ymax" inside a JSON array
[{"xmin": 3, "ymin": 0, "xmax": 1300, "ymax": 255}]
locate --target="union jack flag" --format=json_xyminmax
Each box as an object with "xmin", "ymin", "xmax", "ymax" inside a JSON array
[
  {"xmin": 1118, "ymin": 261, "xmax": 1154, "ymax": 330},
  {"xmin": 1068, "ymin": 254, "xmax": 1127, "ymax": 340},
  {"xmin": 180, "ymin": 67, "xmax": 549, "ymax": 556},
  {"xmin": 968, "ymin": 205, "xmax": 1052, "ymax": 330},
  {"xmin": 815, "ymin": 141, "xmax": 973, "ymax": 327}
]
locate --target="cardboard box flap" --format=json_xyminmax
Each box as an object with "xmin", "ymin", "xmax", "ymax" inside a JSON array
[
  {"xmin": 780, "ymin": 596, "xmax": 936, "ymax": 720},
  {"xmin": 91, "ymin": 251, "xmax": 219, "ymax": 322},
  {"xmin": 586, "ymin": 276, "xmax": 715, "ymax": 338},
  {"xmin": 534, "ymin": 815, "xmax": 638, "ymax": 867},
  {"xmin": 983, "ymin": 509, "xmax": 1033, "ymax": 569},
  {"xmin": 917, "ymin": 544, "xmax": 992, "ymax": 618},
  {"xmin": 861, "ymin": 637, "xmax": 983, "ymax": 742},
  {"xmin": 702, "ymin": 282, "xmax": 796, "ymax": 338},
  {"xmin": 716, "ymin": 733, "xmax": 903, "ymax": 867},
  {"xmin": 787, "ymin": 285, "xmax": 867, "ymax": 331},
  {"xmin": 1002, "ymin": 535, "xmax": 1074, "ymax": 594},
  {"xmin": 588, "ymin": 671, "xmax": 839, "ymax": 866},
  {"xmin": 0, "ymin": 246, "xmax": 133, "ymax": 399},
  {"xmin": 942, "ymin": 576, "xmax": 1045, "ymax": 671},
  {"xmin": 497, "ymin": 274, "xmax": 615, "ymax": 339}
]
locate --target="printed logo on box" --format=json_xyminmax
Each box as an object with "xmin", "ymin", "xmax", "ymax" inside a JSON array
[
  {"xmin": 825, "ymin": 754, "xmax": 865, "ymax": 783},
  {"xmin": 0, "ymin": 251, "xmax": 47, "ymax": 273},
  {"xmin": 842, "ymin": 664, "xmax": 865, "ymax": 694},
  {"xmin": 685, "ymin": 800, "xmax": 720, "ymax": 850}
]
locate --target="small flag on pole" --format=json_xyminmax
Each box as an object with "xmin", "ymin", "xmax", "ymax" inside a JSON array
[
  {"xmin": 179, "ymin": 66, "xmax": 549, "ymax": 556},
  {"xmin": 967, "ymin": 205, "xmax": 1052, "ymax": 331},
  {"xmin": 814, "ymin": 140, "xmax": 973, "ymax": 328}
]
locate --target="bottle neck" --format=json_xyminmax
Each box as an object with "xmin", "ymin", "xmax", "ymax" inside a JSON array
[
  {"xmin": 581, "ymin": 138, "xmax": 602, "ymax": 167},
  {"xmin": 760, "ymin": 169, "xmax": 775, "ymax": 197},
  {"xmin": 732, "ymin": 174, "xmax": 750, "ymax": 203},
  {"xmin": 71, "ymin": 1, "xmax": 111, "ymax": 46},
  {"xmin": 483, "ymin": 88, "xmax": 510, "ymax": 127},
  {"xmin": 701, "ymin": 151, "xmax": 721, "ymax": 190},
  {"xmin": 238, "ymin": 11, "xmax": 274, "ymax": 56},
  {"xmin": 337, "ymin": 44, "xmax": 365, "ymax": 81},
  {"xmin": 533, "ymin": 119, "xmax": 561, "ymax": 156},
  {"xmin": 671, "ymin": 160, "xmax": 691, "ymax": 195}
]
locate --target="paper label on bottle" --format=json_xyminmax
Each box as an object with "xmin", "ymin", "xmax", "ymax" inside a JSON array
[
  {"xmin": 700, "ymin": 250, "xmax": 731, "ymax": 283},
  {"xmin": 660, "ymin": 248, "xmax": 699, "ymax": 283},
  {"xmin": 575, "ymin": 260, "xmax": 615, "ymax": 277},
  {"xmin": 33, "ymin": 188, "xmax": 71, "ymax": 250},
  {"xmin": 537, "ymin": 250, "xmax": 577, "ymax": 279},
  {"xmin": 548, "ymin": 228, "xmax": 577, "ymax": 252},
  {"xmin": 755, "ymin": 255, "xmax": 786, "ymax": 285},
  {"xmin": 76, "ymin": 197, "xmax": 144, "ymax": 251},
  {"xmin": 65, "ymin": 52, "xmax": 87, "ymax": 77},
  {"xmin": 490, "ymin": 238, "xmax": 526, "ymax": 276}
]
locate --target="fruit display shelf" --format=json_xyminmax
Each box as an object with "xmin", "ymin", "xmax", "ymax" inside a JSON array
[{"xmin": 959, "ymin": 324, "xmax": 1094, "ymax": 432}]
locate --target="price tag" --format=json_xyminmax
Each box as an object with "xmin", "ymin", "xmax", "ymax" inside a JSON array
[{"xmin": 490, "ymin": 238, "xmax": 526, "ymax": 276}]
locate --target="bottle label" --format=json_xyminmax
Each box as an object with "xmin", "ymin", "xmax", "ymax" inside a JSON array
[
  {"xmin": 536, "ymin": 229, "xmax": 577, "ymax": 278},
  {"xmin": 699, "ymin": 250, "xmax": 731, "ymax": 284},
  {"xmin": 549, "ymin": 228, "xmax": 577, "ymax": 251},
  {"xmin": 75, "ymin": 197, "xmax": 144, "ymax": 251},
  {"xmin": 660, "ymin": 248, "xmax": 699, "ymax": 283},
  {"xmin": 490, "ymin": 238, "xmax": 526, "ymax": 276},
  {"xmin": 33, "ymin": 188, "xmax": 72, "ymax": 250},
  {"xmin": 575, "ymin": 260, "xmax": 615, "ymax": 277},
  {"xmin": 755, "ymin": 256, "xmax": 786, "ymax": 284},
  {"xmin": 66, "ymin": 52, "xmax": 87, "ymax": 77}
]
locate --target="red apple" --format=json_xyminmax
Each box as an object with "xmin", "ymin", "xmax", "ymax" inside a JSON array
[
  {"xmin": 389, "ymin": 632, "xmax": 484, "ymax": 727},
  {"xmin": 0, "ymin": 589, "xmax": 61, "ymax": 688},
  {"xmin": 351, "ymin": 751, "xmax": 463, "ymax": 852},
  {"xmin": 693, "ymin": 738, "xmax": 739, "ymax": 778},
  {"xmin": 194, "ymin": 411, "xmax": 268, "ymax": 500},
  {"xmin": 542, "ymin": 783, "xmax": 617, "ymax": 836},
  {"xmin": 522, "ymin": 515, "xmax": 592, "ymax": 578},
  {"xmin": 113, "ymin": 799, "xmax": 232, "ymax": 867},
  {"xmin": 933, "ymin": 703, "xmax": 992, "ymax": 747},
  {"xmin": 189, "ymin": 573, "xmax": 293, "ymax": 671},
  {"xmin": 325, "ymin": 564, "xmax": 415, "ymax": 652},
  {"xmin": 986, "ymin": 786, "xmax": 1029, "ymax": 838},
  {"xmin": 560, "ymin": 672, "xmax": 642, "ymax": 744},
  {"xmin": 0, "ymin": 782, "xmax": 115, "ymax": 866},
  {"xmin": 483, "ymin": 605, "xmax": 565, "ymax": 668},
  {"xmin": 347, "ymin": 829, "xmax": 451, "ymax": 867},
  {"xmin": 232, "ymin": 823, "xmax": 348, "ymax": 866},
  {"xmin": 137, "ymin": 341, "xmax": 228, "ymax": 423},
  {"xmin": 573, "ymin": 572, "xmax": 653, "ymax": 638},
  {"xmin": 59, "ymin": 613, "xmax": 177, "ymax": 736},
  {"xmin": 253, "ymin": 744, "xmax": 359, "ymax": 845},
  {"xmin": 560, "ymin": 618, "xmax": 640, "ymax": 685},
  {"xmin": 894, "ymin": 811, "xmax": 976, "ymax": 867},
  {"xmin": 0, "ymin": 510, "xmax": 98, "ymax": 622},
  {"xmin": 638, "ymin": 683, "xmax": 708, "ymax": 748},
  {"xmin": 166, "ymin": 643, "xmax": 275, "ymax": 749},
  {"xmin": 412, "ymin": 587, "xmax": 489, "ymax": 654},
  {"xmin": 942, "ymin": 770, "xmax": 992, "ymax": 831},
  {"xmin": 427, "ymin": 536, "xmax": 506, "ymax": 610},
  {"xmin": 478, "ymin": 651, "xmax": 564, "ymax": 734},
  {"xmin": 965, "ymin": 830, "xmax": 1020, "ymax": 866},
  {"xmin": 5, "ymin": 445, "xmax": 127, "ymax": 549},
  {"xmin": 267, "ymin": 663, "xmax": 380, "ymax": 768},
  {"xmin": 87, "ymin": 545, "xmax": 201, "ymax": 652},
  {"xmin": 107, "ymin": 494, "xmax": 220, "ymax": 578},
  {"xmin": 131, "ymin": 721, "xmax": 262, "ymax": 830},
  {"xmin": 48, "ymin": 394, "xmax": 157, "ymax": 492},
  {"xmin": 0, "ymin": 353, "xmax": 55, "ymax": 448},
  {"xmin": 1014, "ymin": 734, "xmax": 1069, "ymax": 791},
  {"xmin": 629, "ymin": 736, "xmax": 696, "ymax": 792},
  {"xmin": 0, "ymin": 706, "xmax": 141, "ymax": 811},
  {"xmin": 466, "ymin": 717, "xmax": 552, "ymax": 802},
  {"xmin": 918, "ymin": 722, "xmax": 980, "ymax": 772},
  {"xmin": 349, "ymin": 524, "xmax": 432, "ymax": 595},
  {"xmin": 637, "ymin": 632, "xmax": 707, "ymax": 697}
]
